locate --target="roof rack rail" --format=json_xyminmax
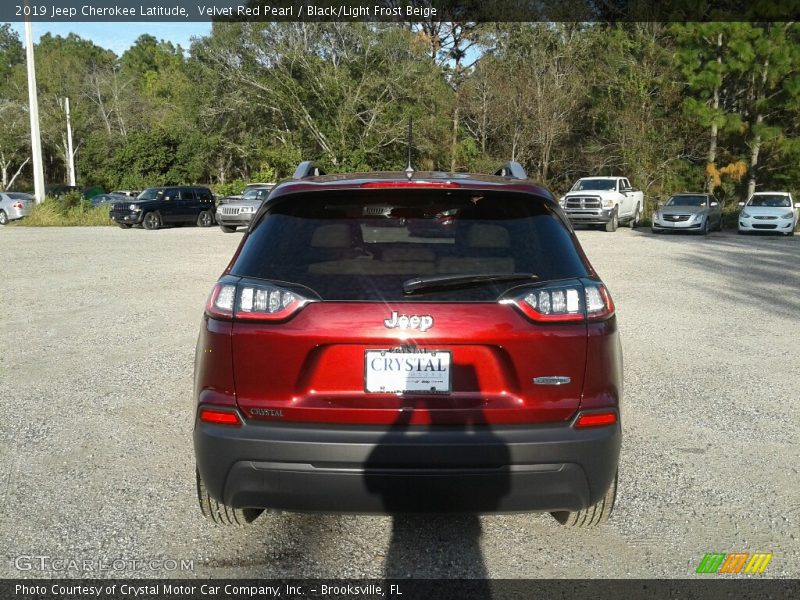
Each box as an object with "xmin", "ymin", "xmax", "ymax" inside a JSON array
[
  {"xmin": 493, "ymin": 161, "xmax": 527, "ymax": 180},
  {"xmin": 292, "ymin": 161, "xmax": 326, "ymax": 179}
]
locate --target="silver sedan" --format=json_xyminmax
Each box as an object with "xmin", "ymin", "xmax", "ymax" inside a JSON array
[
  {"xmin": 651, "ymin": 193, "xmax": 723, "ymax": 235},
  {"xmin": 0, "ymin": 192, "xmax": 34, "ymax": 225}
]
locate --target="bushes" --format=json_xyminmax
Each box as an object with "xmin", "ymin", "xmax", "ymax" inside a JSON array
[{"xmin": 16, "ymin": 196, "xmax": 113, "ymax": 227}]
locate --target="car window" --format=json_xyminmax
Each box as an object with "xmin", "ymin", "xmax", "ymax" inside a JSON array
[
  {"xmin": 748, "ymin": 195, "xmax": 791, "ymax": 207},
  {"xmin": 137, "ymin": 189, "xmax": 163, "ymax": 201},
  {"xmin": 182, "ymin": 189, "xmax": 197, "ymax": 201},
  {"xmin": 572, "ymin": 179, "xmax": 617, "ymax": 192},
  {"xmin": 667, "ymin": 195, "xmax": 707, "ymax": 207},
  {"xmin": 232, "ymin": 190, "xmax": 589, "ymax": 302}
]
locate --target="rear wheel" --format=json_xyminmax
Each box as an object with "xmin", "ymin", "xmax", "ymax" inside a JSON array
[
  {"xmin": 604, "ymin": 210, "xmax": 618, "ymax": 232},
  {"xmin": 196, "ymin": 470, "xmax": 262, "ymax": 526},
  {"xmin": 197, "ymin": 210, "xmax": 214, "ymax": 227},
  {"xmin": 551, "ymin": 471, "xmax": 617, "ymax": 528},
  {"xmin": 142, "ymin": 211, "xmax": 161, "ymax": 230},
  {"xmin": 219, "ymin": 224, "xmax": 238, "ymax": 233},
  {"xmin": 0, "ymin": 210, "xmax": 8, "ymax": 225},
  {"xmin": 628, "ymin": 205, "xmax": 640, "ymax": 228}
]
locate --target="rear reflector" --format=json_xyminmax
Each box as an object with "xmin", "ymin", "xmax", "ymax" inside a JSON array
[
  {"xmin": 574, "ymin": 411, "xmax": 618, "ymax": 428},
  {"xmin": 360, "ymin": 181, "xmax": 461, "ymax": 189},
  {"xmin": 198, "ymin": 408, "xmax": 241, "ymax": 426}
]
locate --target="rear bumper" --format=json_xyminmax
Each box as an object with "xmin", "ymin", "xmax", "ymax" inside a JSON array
[
  {"xmin": 4, "ymin": 207, "xmax": 28, "ymax": 220},
  {"xmin": 194, "ymin": 412, "xmax": 621, "ymax": 514}
]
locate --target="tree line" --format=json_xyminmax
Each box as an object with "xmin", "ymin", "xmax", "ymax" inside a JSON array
[{"xmin": 1, "ymin": 22, "xmax": 799, "ymax": 204}]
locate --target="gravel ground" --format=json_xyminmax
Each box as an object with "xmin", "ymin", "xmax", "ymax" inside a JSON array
[{"xmin": 0, "ymin": 225, "xmax": 798, "ymax": 579}]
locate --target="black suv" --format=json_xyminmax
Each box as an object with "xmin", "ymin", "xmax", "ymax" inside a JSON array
[{"xmin": 110, "ymin": 186, "xmax": 216, "ymax": 230}]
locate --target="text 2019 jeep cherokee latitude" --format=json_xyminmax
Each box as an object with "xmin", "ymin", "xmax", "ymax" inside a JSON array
[{"xmin": 194, "ymin": 162, "xmax": 622, "ymax": 527}]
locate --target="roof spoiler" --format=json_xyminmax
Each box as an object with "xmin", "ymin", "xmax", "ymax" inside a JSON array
[
  {"xmin": 292, "ymin": 161, "xmax": 326, "ymax": 179},
  {"xmin": 493, "ymin": 161, "xmax": 527, "ymax": 180}
]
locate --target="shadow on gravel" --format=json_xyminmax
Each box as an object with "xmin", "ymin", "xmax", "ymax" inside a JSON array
[
  {"xmin": 364, "ymin": 394, "xmax": 509, "ymax": 583},
  {"xmin": 645, "ymin": 230, "xmax": 800, "ymax": 315}
]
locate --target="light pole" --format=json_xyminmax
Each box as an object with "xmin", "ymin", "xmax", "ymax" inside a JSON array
[
  {"xmin": 24, "ymin": 19, "xmax": 46, "ymax": 204},
  {"xmin": 64, "ymin": 97, "xmax": 76, "ymax": 187}
]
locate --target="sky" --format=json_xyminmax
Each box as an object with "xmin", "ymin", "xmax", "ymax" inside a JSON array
[{"xmin": 6, "ymin": 22, "xmax": 212, "ymax": 55}]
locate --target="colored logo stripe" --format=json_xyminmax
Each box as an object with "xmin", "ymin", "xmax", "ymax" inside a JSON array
[
  {"xmin": 697, "ymin": 553, "xmax": 726, "ymax": 573},
  {"xmin": 744, "ymin": 553, "xmax": 773, "ymax": 574},
  {"xmin": 719, "ymin": 553, "xmax": 749, "ymax": 573},
  {"xmin": 696, "ymin": 552, "xmax": 773, "ymax": 574}
]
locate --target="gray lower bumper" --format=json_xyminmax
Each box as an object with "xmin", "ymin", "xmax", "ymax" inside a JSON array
[{"xmin": 194, "ymin": 413, "xmax": 621, "ymax": 514}]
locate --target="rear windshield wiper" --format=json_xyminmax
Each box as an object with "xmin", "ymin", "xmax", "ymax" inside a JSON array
[{"xmin": 403, "ymin": 273, "xmax": 539, "ymax": 295}]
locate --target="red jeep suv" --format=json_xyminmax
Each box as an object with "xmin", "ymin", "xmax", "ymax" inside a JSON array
[{"xmin": 194, "ymin": 162, "xmax": 622, "ymax": 527}]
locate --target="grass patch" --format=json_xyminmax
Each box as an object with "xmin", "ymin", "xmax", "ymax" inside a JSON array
[{"xmin": 13, "ymin": 196, "xmax": 113, "ymax": 227}]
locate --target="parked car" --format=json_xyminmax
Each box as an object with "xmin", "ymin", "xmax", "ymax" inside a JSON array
[
  {"xmin": 651, "ymin": 193, "xmax": 722, "ymax": 235},
  {"xmin": 194, "ymin": 160, "xmax": 622, "ymax": 526},
  {"xmin": 738, "ymin": 192, "xmax": 798, "ymax": 236},
  {"xmin": 217, "ymin": 182, "xmax": 274, "ymax": 205},
  {"xmin": 109, "ymin": 186, "xmax": 215, "ymax": 230},
  {"xmin": 560, "ymin": 176, "xmax": 644, "ymax": 232},
  {"xmin": 216, "ymin": 185, "xmax": 274, "ymax": 232},
  {"xmin": 0, "ymin": 192, "xmax": 33, "ymax": 224},
  {"xmin": 90, "ymin": 193, "xmax": 130, "ymax": 207},
  {"xmin": 111, "ymin": 190, "xmax": 141, "ymax": 198}
]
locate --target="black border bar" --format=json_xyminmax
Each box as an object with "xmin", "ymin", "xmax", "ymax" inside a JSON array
[
  {"xmin": 4, "ymin": 579, "xmax": 800, "ymax": 600},
  {"xmin": 4, "ymin": 1, "xmax": 800, "ymax": 22}
]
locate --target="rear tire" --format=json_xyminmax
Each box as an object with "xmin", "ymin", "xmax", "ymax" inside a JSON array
[
  {"xmin": 142, "ymin": 211, "xmax": 161, "ymax": 230},
  {"xmin": 219, "ymin": 224, "xmax": 238, "ymax": 233},
  {"xmin": 604, "ymin": 210, "xmax": 618, "ymax": 232},
  {"xmin": 551, "ymin": 471, "xmax": 617, "ymax": 528},
  {"xmin": 196, "ymin": 470, "xmax": 262, "ymax": 526},
  {"xmin": 0, "ymin": 210, "xmax": 8, "ymax": 225},
  {"xmin": 628, "ymin": 205, "xmax": 640, "ymax": 228},
  {"xmin": 197, "ymin": 210, "xmax": 214, "ymax": 227}
]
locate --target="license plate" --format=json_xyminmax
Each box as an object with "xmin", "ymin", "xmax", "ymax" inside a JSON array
[{"xmin": 365, "ymin": 350, "xmax": 451, "ymax": 394}]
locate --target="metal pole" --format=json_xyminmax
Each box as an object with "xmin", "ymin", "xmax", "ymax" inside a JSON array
[
  {"xmin": 24, "ymin": 20, "xmax": 46, "ymax": 204},
  {"xmin": 65, "ymin": 97, "xmax": 76, "ymax": 187}
]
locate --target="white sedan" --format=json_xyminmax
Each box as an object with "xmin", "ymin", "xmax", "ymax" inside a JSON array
[{"xmin": 738, "ymin": 192, "xmax": 799, "ymax": 236}]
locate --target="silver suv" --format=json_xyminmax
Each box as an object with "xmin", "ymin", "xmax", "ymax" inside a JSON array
[{"xmin": 216, "ymin": 184, "xmax": 274, "ymax": 233}]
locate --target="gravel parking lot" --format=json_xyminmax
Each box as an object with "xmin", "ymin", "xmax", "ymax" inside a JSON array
[{"xmin": 1, "ymin": 225, "xmax": 798, "ymax": 578}]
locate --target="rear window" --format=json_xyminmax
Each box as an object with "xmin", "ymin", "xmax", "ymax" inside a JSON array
[{"xmin": 232, "ymin": 190, "xmax": 588, "ymax": 301}]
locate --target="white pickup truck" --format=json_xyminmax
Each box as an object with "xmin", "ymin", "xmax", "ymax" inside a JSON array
[{"xmin": 559, "ymin": 176, "xmax": 644, "ymax": 232}]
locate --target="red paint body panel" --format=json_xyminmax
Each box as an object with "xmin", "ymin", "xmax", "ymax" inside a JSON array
[{"xmin": 226, "ymin": 302, "xmax": 592, "ymax": 425}]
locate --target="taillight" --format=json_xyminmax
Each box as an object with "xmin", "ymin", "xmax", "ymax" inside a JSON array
[
  {"xmin": 584, "ymin": 284, "xmax": 615, "ymax": 320},
  {"xmin": 574, "ymin": 411, "xmax": 618, "ymax": 428},
  {"xmin": 198, "ymin": 407, "xmax": 241, "ymax": 427},
  {"xmin": 206, "ymin": 283, "xmax": 235, "ymax": 319},
  {"xmin": 502, "ymin": 281, "xmax": 614, "ymax": 323},
  {"xmin": 205, "ymin": 281, "xmax": 313, "ymax": 322},
  {"xmin": 360, "ymin": 181, "xmax": 461, "ymax": 189},
  {"xmin": 235, "ymin": 281, "xmax": 312, "ymax": 321},
  {"xmin": 12, "ymin": 202, "xmax": 23, "ymax": 209}
]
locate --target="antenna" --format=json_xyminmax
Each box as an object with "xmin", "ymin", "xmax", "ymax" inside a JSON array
[{"xmin": 404, "ymin": 117, "xmax": 414, "ymax": 179}]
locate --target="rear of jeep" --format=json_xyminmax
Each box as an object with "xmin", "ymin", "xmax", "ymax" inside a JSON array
[{"xmin": 193, "ymin": 164, "xmax": 622, "ymax": 526}]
